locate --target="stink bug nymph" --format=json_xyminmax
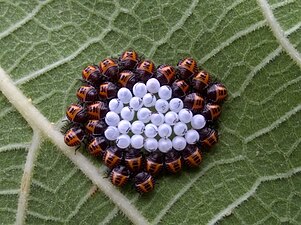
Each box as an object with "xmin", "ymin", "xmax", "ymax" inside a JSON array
[
  {"xmin": 164, "ymin": 150, "xmax": 182, "ymax": 173},
  {"xmin": 177, "ymin": 58, "xmax": 198, "ymax": 79},
  {"xmin": 156, "ymin": 65, "xmax": 176, "ymax": 85},
  {"xmin": 87, "ymin": 136, "xmax": 108, "ymax": 157},
  {"xmin": 82, "ymin": 65, "xmax": 101, "ymax": 85},
  {"xmin": 201, "ymin": 104, "xmax": 221, "ymax": 121},
  {"xmin": 76, "ymin": 85, "xmax": 99, "ymax": 102},
  {"xmin": 183, "ymin": 93, "xmax": 204, "ymax": 113},
  {"xmin": 86, "ymin": 101, "xmax": 109, "ymax": 120},
  {"xmin": 118, "ymin": 70, "xmax": 139, "ymax": 89},
  {"xmin": 181, "ymin": 145, "xmax": 202, "ymax": 167},
  {"xmin": 110, "ymin": 165, "xmax": 130, "ymax": 187},
  {"xmin": 124, "ymin": 148, "xmax": 144, "ymax": 173},
  {"xmin": 198, "ymin": 127, "xmax": 218, "ymax": 149},
  {"xmin": 99, "ymin": 58, "xmax": 119, "ymax": 81},
  {"xmin": 119, "ymin": 50, "xmax": 139, "ymax": 70},
  {"xmin": 134, "ymin": 172, "xmax": 155, "ymax": 193},
  {"xmin": 192, "ymin": 70, "xmax": 211, "ymax": 92},
  {"xmin": 103, "ymin": 146, "xmax": 123, "ymax": 169},
  {"xmin": 99, "ymin": 82, "xmax": 118, "ymax": 100},
  {"xmin": 206, "ymin": 83, "xmax": 227, "ymax": 103},
  {"xmin": 64, "ymin": 127, "xmax": 85, "ymax": 147},
  {"xmin": 85, "ymin": 120, "xmax": 107, "ymax": 136},
  {"xmin": 146, "ymin": 152, "xmax": 164, "ymax": 175},
  {"xmin": 136, "ymin": 59, "xmax": 155, "ymax": 82},
  {"xmin": 66, "ymin": 104, "xmax": 88, "ymax": 123},
  {"xmin": 171, "ymin": 80, "xmax": 190, "ymax": 98}
]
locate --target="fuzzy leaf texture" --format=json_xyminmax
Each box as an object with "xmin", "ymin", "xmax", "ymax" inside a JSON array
[{"xmin": 0, "ymin": 0, "xmax": 301, "ymax": 225}]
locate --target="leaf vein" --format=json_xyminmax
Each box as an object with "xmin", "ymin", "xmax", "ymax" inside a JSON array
[
  {"xmin": 257, "ymin": 0, "xmax": 301, "ymax": 69},
  {"xmin": 0, "ymin": 0, "xmax": 52, "ymax": 40},
  {"xmin": 207, "ymin": 166, "xmax": 301, "ymax": 225},
  {"xmin": 148, "ymin": 0, "xmax": 199, "ymax": 57},
  {"xmin": 0, "ymin": 143, "xmax": 30, "ymax": 153},
  {"xmin": 0, "ymin": 68, "xmax": 149, "ymax": 225},
  {"xmin": 15, "ymin": 131, "xmax": 41, "ymax": 225},
  {"xmin": 244, "ymin": 104, "xmax": 301, "ymax": 143},
  {"xmin": 151, "ymin": 155, "xmax": 246, "ymax": 225}
]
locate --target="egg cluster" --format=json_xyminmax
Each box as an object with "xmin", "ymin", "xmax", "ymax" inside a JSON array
[
  {"xmin": 105, "ymin": 81, "xmax": 207, "ymax": 153},
  {"xmin": 63, "ymin": 50, "xmax": 227, "ymax": 193}
]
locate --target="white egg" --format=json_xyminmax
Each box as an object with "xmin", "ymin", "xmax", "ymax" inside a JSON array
[
  {"xmin": 117, "ymin": 120, "xmax": 131, "ymax": 134},
  {"xmin": 117, "ymin": 87, "xmax": 132, "ymax": 104},
  {"xmin": 133, "ymin": 82, "xmax": 147, "ymax": 98},
  {"xmin": 104, "ymin": 126, "xmax": 119, "ymax": 141},
  {"xmin": 178, "ymin": 108, "xmax": 193, "ymax": 124},
  {"xmin": 172, "ymin": 136, "xmax": 186, "ymax": 151},
  {"xmin": 120, "ymin": 106, "xmax": 135, "ymax": 121},
  {"xmin": 131, "ymin": 121, "xmax": 145, "ymax": 134},
  {"xmin": 173, "ymin": 122, "xmax": 188, "ymax": 136},
  {"xmin": 146, "ymin": 78, "xmax": 160, "ymax": 93},
  {"xmin": 129, "ymin": 97, "xmax": 143, "ymax": 111},
  {"xmin": 116, "ymin": 134, "xmax": 131, "ymax": 149},
  {"xmin": 185, "ymin": 129, "xmax": 200, "ymax": 144},
  {"xmin": 169, "ymin": 98, "xmax": 184, "ymax": 113},
  {"xmin": 155, "ymin": 99, "xmax": 169, "ymax": 114},
  {"xmin": 137, "ymin": 108, "xmax": 152, "ymax": 123},
  {"xmin": 151, "ymin": 112, "xmax": 165, "ymax": 126},
  {"xmin": 158, "ymin": 85, "xmax": 172, "ymax": 100},
  {"xmin": 105, "ymin": 111, "xmax": 120, "ymax": 126},
  {"xmin": 108, "ymin": 98, "xmax": 123, "ymax": 114},
  {"xmin": 191, "ymin": 114, "xmax": 206, "ymax": 129},
  {"xmin": 158, "ymin": 123, "xmax": 172, "ymax": 138},
  {"xmin": 144, "ymin": 124, "xmax": 158, "ymax": 138},
  {"xmin": 143, "ymin": 93, "xmax": 156, "ymax": 107},
  {"xmin": 158, "ymin": 138, "xmax": 172, "ymax": 153},
  {"xmin": 144, "ymin": 138, "xmax": 158, "ymax": 152},
  {"xmin": 164, "ymin": 111, "xmax": 179, "ymax": 125},
  {"xmin": 131, "ymin": 134, "xmax": 144, "ymax": 149}
]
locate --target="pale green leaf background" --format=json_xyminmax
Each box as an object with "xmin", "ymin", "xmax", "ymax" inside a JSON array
[{"xmin": 0, "ymin": 0, "xmax": 301, "ymax": 224}]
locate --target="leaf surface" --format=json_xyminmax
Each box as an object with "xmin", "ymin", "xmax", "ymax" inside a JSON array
[{"xmin": 0, "ymin": 0, "xmax": 301, "ymax": 224}]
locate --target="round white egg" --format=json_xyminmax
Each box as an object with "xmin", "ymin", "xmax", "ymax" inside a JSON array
[
  {"xmin": 116, "ymin": 134, "xmax": 131, "ymax": 149},
  {"xmin": 120, "ymin": 106, "xmax": 135, "ymax": 121},
  {"xmin": 173, "ymin": 122, "xmax": 188, "ymax": 136},
  {"xmin": 137, "ymin": 108, "xmax": 152, "ymax": 123},
  {"xmin": 131, "ymin": 121, "xmax": 145, "ymax": 134},
  {"xmin": 169, "ymin": 98, "xmax": 184, "ymax": 113},
  {"xmin": 191, "ymin": 114, "xmax": 206, "ymax": 130},
  {"xmin": 185, "ymin": 129, "xmax": 200, "ymax": 144},
  {"xmin": 178, "ymin": 108, "xmax": 193, "ymax": 124},
  {"xmin": 117, "ymin": 87, "xmax": 132, "ymax": 104},
  {"xmin": 158, "ymin": 138, "xmax": 172, "ymax": 153},
  {"xmin": 105, "ymin": 111, "xmax": 120, "ymax": 127},
  {"xmin": 158, "ymin": 85, "xmax": 172, "ymax": 100},
  {"xmin": 172, "ymin": 136, "xmax": 186, "ymax": 151},
  {"xmin": 108, "ymin": 98, "xmax": 123, "ymax": 114},
  {"xmin": 129, "ymin": 97, "xmax": 143, "ymax": 111},
  {"xmin": 144, "ymin": 124, "xmax": 158, "ymax": 138},
  {"xmin": 151, "ymin": 112, "xmax": 165, "ymax": 126},
  {"xmin": 165, "ymin": 111, "xmax": 179, "ymax": 125},
  {"xmin": 158, "ymin": 123, "xmax": 172, "ymax": 138},
  {"xmin": 133, "ymin": 82, "xmax": 147, "ymax": 98},
  {"xmin": 131, "ymin": 134, "xmax": 144, "ymax": 149},
  {"xmin": 143, "ymin": 93, "xmax": 156, "ymax": 107},
  {"xmin": 117, "ymin": 120, "xmax": 131, "ymax": 134},
  {"xmin": 155, "ymin": 99, "xmax": 169, "ymax": 114},
  {"xmin": 146, "ymin": 78, "xmax": 160, "ymax": 93},
  {"xmin": 104, "ymin": 126, "xmax": 119, "ymax": 141},
  {"xmin": 144, "ymin": 138, "xmax": 158, "ymax": 152}
]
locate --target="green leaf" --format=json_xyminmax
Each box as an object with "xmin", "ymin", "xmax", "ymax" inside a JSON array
[{"xmin": 1, "ymin": 0, "xmax": 301, "ymax": 224}]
